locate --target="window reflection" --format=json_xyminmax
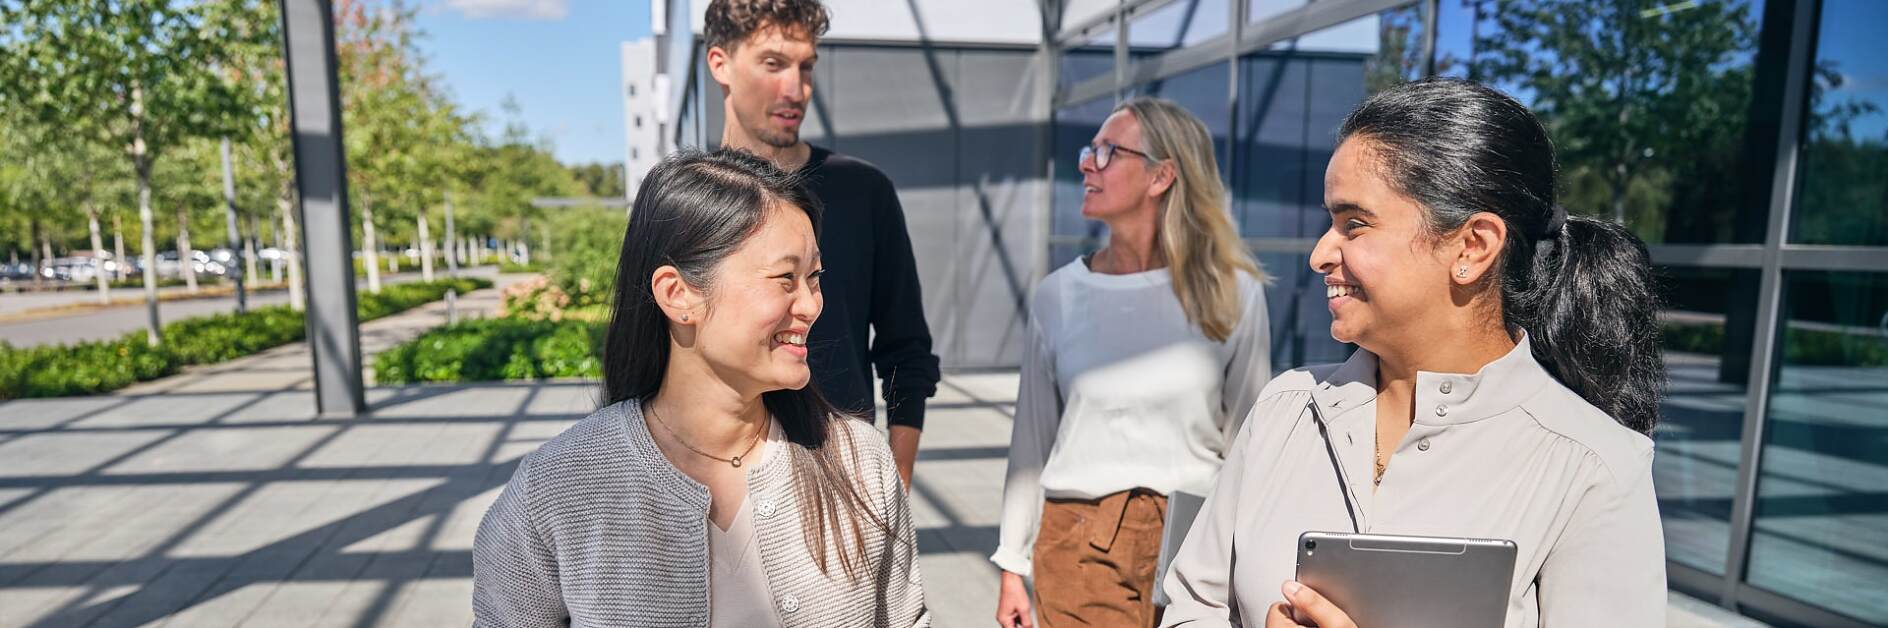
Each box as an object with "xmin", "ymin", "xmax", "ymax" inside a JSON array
[
  {"xmin": 1061, "ymin": 25, "xmax": 1117, "ymax": 94},
  {"xmin": 1232, "ymin": 6, "xmax": 1422, "ymax": 369},
  {"xmin": 1747, "ymin": 270, "xmax": 1888, "ymax": 624},
  {"xmin": 1051, "ymin": 96, "xmax": 1116, "ymax": 264},
  {"xmin": 1789, "ymin": 0, "xmax": 1888, "ymax": 246},
  {"xmin": 1435, "ymin": 0, "xmax": 1769, "ymax": 244},
  {"xmin": 1654, "ymin": 266, "xmax": 1761, "ymax": 576},
  {"xmin": 1129, "ymin": 0, "xmax": 1229, "ymax": 56}
]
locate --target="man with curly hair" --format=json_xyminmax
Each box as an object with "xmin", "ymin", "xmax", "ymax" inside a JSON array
[{"xmin": 704, "ymin": 0, "xmax": 940, "ymax": 488}]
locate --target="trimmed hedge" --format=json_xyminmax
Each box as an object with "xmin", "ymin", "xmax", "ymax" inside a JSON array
[
  {"xmin": 374, "ymin": 317, "xmax": 604, "ymax": 384},
  {"xmin": 1663, "ymin": 320, "xmax": 1887, "ymax": 367},
  {"xmin": 0, "ymin": 277, "xmax": 491, "ymax": 399}
]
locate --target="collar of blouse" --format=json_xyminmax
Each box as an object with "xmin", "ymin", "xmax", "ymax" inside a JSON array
[{"xmin": 1307, "ymin": 331, "xmax": 1554, "ymax": 428}]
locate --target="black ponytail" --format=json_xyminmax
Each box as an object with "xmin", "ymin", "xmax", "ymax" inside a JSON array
[{"xmin": 1339, "ymin": 78, "xmax": 1665, "ymax": 434}]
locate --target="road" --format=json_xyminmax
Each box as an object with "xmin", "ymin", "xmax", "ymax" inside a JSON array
[{"xmin": 0, "ymin": 268, "xmax": 496, "ymax": 348}]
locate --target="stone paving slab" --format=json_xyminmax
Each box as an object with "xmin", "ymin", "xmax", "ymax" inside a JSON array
[{"xmin": 0, "ymin": 295, "xmax": 1768, "ymax": 626}]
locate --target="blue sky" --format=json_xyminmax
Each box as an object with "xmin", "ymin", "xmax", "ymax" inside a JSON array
[{"xmin": 414, "ymin": 0, "xmax": 652, "ymax": 166}]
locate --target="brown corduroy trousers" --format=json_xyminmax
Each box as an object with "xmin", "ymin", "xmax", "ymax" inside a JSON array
[{"xmin": 1031, "ymin": 489, "xmax": 1168, "ymax": 628}]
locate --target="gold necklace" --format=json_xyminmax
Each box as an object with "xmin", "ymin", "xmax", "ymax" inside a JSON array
[
  {"xmin": 646, "ymin": 404, "xmax": 765, "ymax": 468},
  {"xmin": 1373, "ymin": 446, "xmax": 1387, "ymax": 486}
]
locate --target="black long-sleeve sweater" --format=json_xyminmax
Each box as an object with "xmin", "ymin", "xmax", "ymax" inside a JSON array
[{"xmin": 797, "ymin": 146, "xmax": 940, "ymax": 430}]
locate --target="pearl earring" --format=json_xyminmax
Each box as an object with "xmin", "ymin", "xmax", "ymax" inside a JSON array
[{"xmin": 681, "ymin": 314, "xmax": 689, "ymax": 322}]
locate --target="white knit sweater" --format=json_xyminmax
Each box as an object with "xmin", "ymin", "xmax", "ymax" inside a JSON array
[{"xmin": 472, "ymin": 398, "xmax": 930, "ymax": 627}]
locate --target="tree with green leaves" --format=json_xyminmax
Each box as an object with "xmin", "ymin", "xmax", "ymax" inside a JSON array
[
  {"xmin": 0, "ymin": 0, "xmax": 256, "ymax": 344},
  {"xmin": 335, "ymin": 0, "xmax": 477, "ymax": 291},
  {"xmin": 1467, "ymin": 0, "xmax": 1760, "ymax": 241}
]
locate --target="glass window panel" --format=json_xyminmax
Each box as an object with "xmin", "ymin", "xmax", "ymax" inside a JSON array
[
  {"xmin": 1052, "ymin": 96, "xmax": 1118, "ymax": 241},
  {"xmin": 1061, "ymin": 24, "xmax": 1118, "ymax": 94},
  {"xmin": 1236, "ymin": 4, "xmax": 1421, "ymax": 240},
  {"xmin": 1128, "ymin": 0, "xmax": 1229, "ymax": 56},
  {"xmin": 1248, "ymin": 0, "xmax": 1305, "ymax": 24},
  {"xmin": 1258, "ymin": 252, "xmax": 1351, "ymax": 369},
  {"xmin": 1433, "ymin": 0, "xmax": 1770, "ymax": 244},
  {"xmin": 1233, "ymin": 5, "xmax": 1421, "ymax": 370},
  {"xmin": 1789, "ymin": 0, "xmax": 1888, "ymax": 246},
  {"xmin": 1746, "ymin": 270, "xmax": 1888, "ymax": 624},
  {"xmin": 1654, "ymin": 265, "xmax": 1762, "ymax": 575},
  {"xmin": 1128, "ymin": 61, "xmax": 1232, "ymax": 183}
]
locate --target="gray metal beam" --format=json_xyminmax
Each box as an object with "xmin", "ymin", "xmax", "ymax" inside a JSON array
[
  {"xmin": 1648, "ymin": 244, "xmax": 1766, "ymax": 268},
  {"xmin": 1236, "ymin": 0, "xmax": 1410, "ymax": 59},
  {"xmin": 279, "ymin": 0, "xmax": 365, "ymax": 418},
  {"xmin": 1720, "ymin": 0, "xmax": 1818, "ymax": 607},
  {"xmin": 1061, "ymin": 0, "xmax": 1413, "ymax": 105},
  {"xmin": 1035, "ymin": 0, "xmax": 1061, "ymax": 287},
  {"xmin": 1778, "ymin": 245, "xmax": 1888, "ymax": 272},
  {"xmin": 1057, "ymin": 0, "xmax": 1126, "ymax": 45}
]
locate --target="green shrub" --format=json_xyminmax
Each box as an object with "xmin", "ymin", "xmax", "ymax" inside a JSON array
[
  {"xmin": 374, "ymin": 316, "xmax": 603, "ymax": 384},
  {"xmin": 544, "ymin": 206, "xmax": 625, "ymax": 306},
  {"xmin": 1783, "ymin": 327, "xmax": 1888, "ymax": 367},
  {"xmin": 0, "ymin": 277, "xmax": 493, "ymax": 400},
  {"xmin": 1661, "ymin": 321, "xmax": 1724, "ymax": 355},
  {"xmin": 1663, "ymin": 319, "xmax": 1886, "ymax": 366},
  {"xmin": 165, "ymin": 306, "xmax": 307, "ymax": 364}
]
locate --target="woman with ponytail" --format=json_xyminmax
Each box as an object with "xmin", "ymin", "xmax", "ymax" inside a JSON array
[
  {"xmin": 994, "ymin": 97, "xmax": 1272, "ymax": 628},
  {"xmin": 1160, "ymin": 78, "xmax": 1667, "ymax": 628}
]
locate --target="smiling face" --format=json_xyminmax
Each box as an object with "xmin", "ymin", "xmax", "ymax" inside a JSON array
[
  {"xmin": 1080, "ymin": 110, "xmax": 1163, "ymax": 221},
  {"xmin": 710, "ymin": 25, "xmax": 816, "ymax": 149},
  {"xmin": 1310, "ymin": 137, "xmax": 1461, "ymax": 349},
  {"xmin": 691, "ymin": 200, "xmax": 824, "ymax": 395}
]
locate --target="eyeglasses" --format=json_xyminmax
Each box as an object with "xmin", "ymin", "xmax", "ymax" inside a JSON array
[{"xmin": 1078, "ymin": 141, "xmax": 1155, "ymax": 171}]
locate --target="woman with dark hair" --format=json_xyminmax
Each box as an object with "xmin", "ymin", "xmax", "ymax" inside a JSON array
[
  {"xmin": 472, "ymin": 148, "xmax": 928, "ymax": 627},
  {"xmin": 1160, "ymin": 78, "xmax": 1667, "ymax": 628}
]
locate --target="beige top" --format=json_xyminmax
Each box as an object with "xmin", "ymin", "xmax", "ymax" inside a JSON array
[
  {"xmin": 710, "ymin": 420, "xmax": 786, "ymax": 627},
  {"xmin": 1160, "ymin": 334, "xmax": 1665, "ymax": 628}
]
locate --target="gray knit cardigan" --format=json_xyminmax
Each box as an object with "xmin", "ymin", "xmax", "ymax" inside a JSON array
[{"xmin": 472, "ymin": 399, "xmax": 930, "ymax": 627}]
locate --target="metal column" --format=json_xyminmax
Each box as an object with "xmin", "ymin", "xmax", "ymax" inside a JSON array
[{"xmin": 279, "ymin": 0, "xmax": 366, "ymax": 417}]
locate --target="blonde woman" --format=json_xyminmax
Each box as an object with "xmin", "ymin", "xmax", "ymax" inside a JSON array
[{"xmin": 992, "ymin": 97, "xmax": 1271, "ymax": 628}]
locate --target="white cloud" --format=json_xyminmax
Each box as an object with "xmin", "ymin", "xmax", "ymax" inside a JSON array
[{"xmin": 445, "ymin": 0, "xmax": 568, "ymax": 20}]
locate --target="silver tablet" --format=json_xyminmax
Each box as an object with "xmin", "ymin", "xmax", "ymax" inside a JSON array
[{"xmin": 1295, "ymin": 531, "xmax": 1517, "ymax": 628}]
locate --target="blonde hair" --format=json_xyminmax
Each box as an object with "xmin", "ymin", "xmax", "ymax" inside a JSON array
[{"xmin": 1116, "ymin": 97, "xmax": 1265, "ymax": 343}]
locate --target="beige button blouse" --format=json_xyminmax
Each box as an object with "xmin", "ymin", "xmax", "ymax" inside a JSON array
[{"xmin": 1160, "ymin": 334, "xmax": 1665, "ymax": 627}]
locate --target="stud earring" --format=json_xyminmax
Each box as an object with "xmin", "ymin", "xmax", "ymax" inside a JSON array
[
  {"xmin": 681, "ymin": 314, "xmax": 689, "ymax": 322},
  {"xmin": 1457, "ymin": 266, "xmax": 1469, "ymax": 278}
]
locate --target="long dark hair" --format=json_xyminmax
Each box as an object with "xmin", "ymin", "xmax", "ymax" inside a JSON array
[
  {"xmin": 1338, "ymin": 78, "xmax": 1665, "ymax": 434},
  {"xmin": 603, "ymin": 147, "xmax": 889, "ymax": 578}
]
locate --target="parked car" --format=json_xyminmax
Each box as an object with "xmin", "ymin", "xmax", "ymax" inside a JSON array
[
  {"xmin": 156, "ymin": 250, "xmax": 227, "ymax": 278},
  {"xmin": 38, "ymin": 256, "xmax": 123, "ymax": 283},
  {"xmin": 0, "ymin": 261, "xmax": 35, "ymax": 281}
]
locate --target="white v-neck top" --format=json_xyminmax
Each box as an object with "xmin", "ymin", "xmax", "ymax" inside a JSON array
[
  {"xmin": 1159, "ymin": 334, "xmax": 1665, "ymax": 628},
  {"xmin": 992, "ymin": 259, "xmax": 1272, "ymax": 577},
  {"xmin": 709, "ymin": 420, "xmax": 785, "ymax": 628}
]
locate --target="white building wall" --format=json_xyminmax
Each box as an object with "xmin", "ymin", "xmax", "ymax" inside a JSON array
[{"xmin": 620, "ymin": 38, "xmax": 663, "ymax": 200}]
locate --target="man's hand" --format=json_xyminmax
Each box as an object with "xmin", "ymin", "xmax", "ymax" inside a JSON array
[{"xmin": 889, "ymin": 425, "xmax": 921, "ymax": 488}]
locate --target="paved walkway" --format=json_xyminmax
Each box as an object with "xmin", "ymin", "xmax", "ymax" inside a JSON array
[{"xmin": 0, "ymin": 291, "xmax": 1768, "ymax": 626}]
